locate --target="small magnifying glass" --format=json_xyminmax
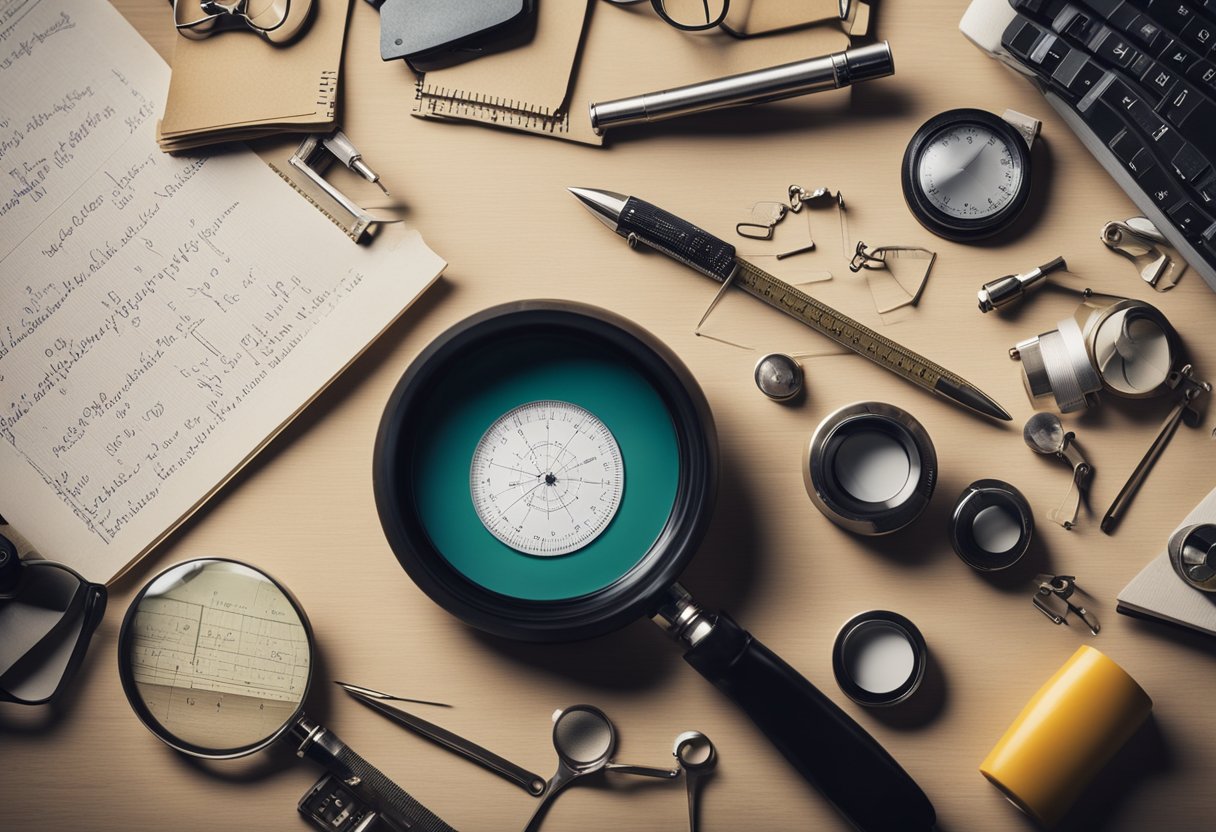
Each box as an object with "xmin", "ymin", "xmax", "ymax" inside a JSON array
[
  {"xmin": 117, "ymin": 558, "xmax": 454, "ymax": 831},
  {"xmin": 524, "ymin": 704, "xmax": 678, "ymax": 832}
]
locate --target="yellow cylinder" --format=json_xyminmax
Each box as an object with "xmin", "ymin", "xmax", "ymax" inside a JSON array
[{"xmin": 980, "ymin": 645, "xmax": 1152, "ymax": 828}]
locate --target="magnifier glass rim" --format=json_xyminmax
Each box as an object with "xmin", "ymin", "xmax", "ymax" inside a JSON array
[
  {"xmin": 552, "ymin": 704, "xmax": 617, "ymax": 769},
  {"xmin": 1084, "ymin": 299, "xmax": 1180, "ymax": 398},
  {"xmin": 116, "ymin": 557, "xmax": 314, "ymax": 760},
  {"xmin": 373, "ymin": 300, "xmax": 719, "ymax": 643}
]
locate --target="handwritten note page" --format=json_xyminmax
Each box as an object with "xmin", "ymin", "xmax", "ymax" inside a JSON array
[{"xmin": 0, "ymin": 0, "xmax": 445, "ymax": 583}]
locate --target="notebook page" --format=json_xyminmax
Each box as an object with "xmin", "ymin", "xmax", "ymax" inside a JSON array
[{"xmin": 0, "ymin": 0, "xmax": 445, "ymax": 584}]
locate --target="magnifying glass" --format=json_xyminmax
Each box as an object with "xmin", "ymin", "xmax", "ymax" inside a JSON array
[
  {"xmin": 117, "ymin": 558, "xmax": 455, "ymax": 832},
  {"xmin": 375, "ymin": 301, "xmax": 936, "ymax": 831},
  {"xmin": 524, "ymin": 704, "xmax": 677, "ymax": 832}
]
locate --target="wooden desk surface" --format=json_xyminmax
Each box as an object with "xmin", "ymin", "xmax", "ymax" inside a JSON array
[{"xmin": 4, "ymin": 2, "xmax": 1216, "ymax": 830}]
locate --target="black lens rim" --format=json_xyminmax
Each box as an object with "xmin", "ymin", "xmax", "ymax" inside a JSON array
[{"xmin": 373, "ymin": 300, "xmax": 719, "ymax": 643}]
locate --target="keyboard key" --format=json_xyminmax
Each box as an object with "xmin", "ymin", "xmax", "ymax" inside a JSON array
[
  {"xmin": 1170, "ymin": 142, "xmax": 1211, "ymax": 180},
  {"xmin": 1160, "ymin": 39, "xmax": 1199, "ymax": 70},
  {"xmin": 1053, "ymin": 51, "xmax": 1107, "ymax": 97},
  {"xmin": 1141, "ymin": 62, "xmax": 1178, "ymax": 89},
  {"xmin": 1137, "ymin": 161, "xmax": 1184, "ymax": 208},
  {"xmin": 1132, "ymin": 17, "xmax": 1167, "ymax": 49},
  {"xmin": 1188, "ymin": 58, "xmax": 1216, "ymax": 93},
  {"xmin": 1030, "ymin": 33, "xmax": 1072, "ymax": 72},
  {"xmin": 1159, "ymin": 81, "xmax": 1202, "ymax": 122},
  {"xmin": 1079, "ymin": 0, "xmax": 1124, "ymax": 13},
  {"xmin": 1174, "ymin": 98, "xmax": 1216, "ymax": 157},
  {"xmin": 1180, "ymin": 15, "xmax": 1216, "ymax": 50},
  {"xmin": 1082, "ymin": 99, "xmax": 1134, "ymax": 142},
  {"xmin": 1054, "ymin": 5, "xmax": 1103, "ymax": 39},
  {"xmin": 1196, "ymin": 169, "xmax": 1216, "ymax": 205},
  {"xmin": 1091, "ymin": 27, "xmax": 1144, "ymax": 65},
  {"xmin": 1005, "ymin": 19, "xmax": 1046, "ymax": 59},
  {"xmin": 1148, "ymin": 0, "xmax": 1198, "ymax": 35},
  {"xmin": 1168, "ymin": 200, "xmax": 1214, "ymax": 239}
]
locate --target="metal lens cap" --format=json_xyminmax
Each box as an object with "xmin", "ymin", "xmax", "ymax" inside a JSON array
[{"xmin": 950, "ymin": 480, "xmax": 1034, "ymax": 571}]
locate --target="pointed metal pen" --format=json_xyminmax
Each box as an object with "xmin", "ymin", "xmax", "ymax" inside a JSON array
[
  {"xmin": 337, "ymin": 682, "xmax": 548, "ymax": 796},
  {"xmin": 569, "ymin": 187, "xmax": 1012, "ymax": 422}
]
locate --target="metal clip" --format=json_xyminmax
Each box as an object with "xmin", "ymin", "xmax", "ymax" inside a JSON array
[
  {"xmin": 1032, "ymin": 575, "xmax": 1100, "ymax": 635},
  {"xmin": 1100, "ymin": 217, "xmax": 1186, "ymax": 291}
]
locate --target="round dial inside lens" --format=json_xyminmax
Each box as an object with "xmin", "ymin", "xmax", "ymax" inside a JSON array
[
  {"xmin": 471, "ymin": 401, "xmax": 624, "ymax": 557},
  {"xmin": 917, "ymin": 123, "xmax": 1023, "ymax": 219}
]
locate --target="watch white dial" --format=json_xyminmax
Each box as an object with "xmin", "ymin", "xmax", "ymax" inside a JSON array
[
  {"xmin": 470, "ymin": 401, "xmax": 624, "ymax": 557},
  {"xmin": 917, "ymin": 124, "xmax": 1024, "ymax": 220}
]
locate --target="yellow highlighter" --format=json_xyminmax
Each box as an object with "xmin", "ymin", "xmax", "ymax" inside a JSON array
[{"xmin": 981, "ymin": 645, "xmax": 1152, "ymax": 828}]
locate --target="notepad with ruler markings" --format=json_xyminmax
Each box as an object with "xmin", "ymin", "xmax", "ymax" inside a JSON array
[{"xmin": 412, "ymin": 0, "xmax": 851, "ymax": 146}]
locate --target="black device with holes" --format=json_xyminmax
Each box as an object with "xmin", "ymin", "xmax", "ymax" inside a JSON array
[
  {"xmin": 299, "ymin": 774, "xmax": 402, "ymax": 832},
  {"xmin": 366, "ymin": 0, "xmax": 537, "ymax": 71}
]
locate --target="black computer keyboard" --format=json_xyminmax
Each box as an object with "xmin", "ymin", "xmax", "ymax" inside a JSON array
[{"xmin": 960, "ymin": 0, "xmax": 1216, "ymax": 291}]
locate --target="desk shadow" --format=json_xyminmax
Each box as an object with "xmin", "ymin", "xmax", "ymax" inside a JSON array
[
  {"xmin": 467, "ymin": 442, "xmax": 765, "ymax": 692},
  {"xmin": 849, "ymin": 481, "xmax": 956, "ymax": 567},
  {"xmin": 1125, "ymin": 617, "xmax": 1216, "ymax": 661},
  {"xmin": 1008, "ymin": 714, "xmax": 1172, "ymax": 832},
  {"xmin": 970, "ymin": 532, "xmax": 1054, "ymax": 595}
]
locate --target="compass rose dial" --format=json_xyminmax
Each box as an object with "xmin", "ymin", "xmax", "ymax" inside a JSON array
[{"xmin": 470, "ymin": 401, "xmax": 624, "ymax": 557}]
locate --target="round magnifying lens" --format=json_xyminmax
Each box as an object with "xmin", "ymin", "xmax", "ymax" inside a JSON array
[
  {"xmin": 553, "ymin": 705, "xmax": 616, "ymax": 770},
  {"xmin": 1091, "ymin": 305, "xmax": 1176, "ymax": 397},
  {"xmin": 832, "ymin": 611, "xmax": 927, "ymax": 707},
  {"xmin": 118, "ymin": 558, "xmax": 312, "ymax": 758}
]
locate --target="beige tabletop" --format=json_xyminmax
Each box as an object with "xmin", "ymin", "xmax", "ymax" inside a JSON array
[{"xmin": 4, "ymin": 1, "xmax": 1216, "ymax": 830}]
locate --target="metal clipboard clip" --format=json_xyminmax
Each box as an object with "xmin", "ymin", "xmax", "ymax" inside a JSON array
[
  {"xmin": 1032, "ymin": 574, "xmax": 1100, "ymax": 635},
  {"xmin": 271, "ymin": 129, "xmax": 399, "ymax": 243}
]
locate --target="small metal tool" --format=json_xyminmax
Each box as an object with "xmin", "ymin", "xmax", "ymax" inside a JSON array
[
  {"xmin": 1033, "ymin": 575, "xmax": 1100, "ymax": 635},
  {"xmin": 524, "ymin": 705, "xmax": 679, "ymax": 832},
  {"xmin": 754, "ymin": 353, "xmax": 803, "ymax": 401},
  {"xmin": 1101, "ymin": 217, "xmax": 1186, "ymax": 291},
  {"xmin": 338, "ymin": 682, "xmax": 547, "ymax": 796},
  {"xmin": 673, "ymin": 732, "xmax": 716, "ymax": 832},
  {"xmin": 978, "ymin": 256, "xmax": 1067, "ymax": 313},
  {"xmin": 334, "ymin": 681, "xmax": 450, "ymax": 708},
  {"xmin": 1023, "ymin": 413, "xmax": 1093, "ymax": 529},
  {"xmin": 284, "ymin": 129, "xmax": 391, "ymax": 242},
  {"xmin": 1102, "ymin": 365, "xmax": 1211, "ymax": 534}
]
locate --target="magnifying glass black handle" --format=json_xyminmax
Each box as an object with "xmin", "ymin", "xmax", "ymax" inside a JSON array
[
  {"xmin": 293, "ymin": 717, "xmax": 458, "ymax": 832},
  {"xmin": 683, "ymin": 613, "xmax": 936, "ymax": 832}
]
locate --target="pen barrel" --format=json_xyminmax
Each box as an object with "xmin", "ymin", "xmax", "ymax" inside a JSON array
[{"xmin": 590, "ymin": 42, "xmax": 893, "ymax": 134}]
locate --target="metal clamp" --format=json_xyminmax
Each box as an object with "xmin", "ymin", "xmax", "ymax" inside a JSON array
[
  {"xmin": 1101, "ymin": 217, "xmax": 1186, "ymax": 291},
  {"xmin": 1032, "ymin": 575, "xmax": 1099, "ymax": 635}
]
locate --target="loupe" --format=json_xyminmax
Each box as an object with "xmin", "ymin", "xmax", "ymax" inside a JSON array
[
  {"xmin": 832, "ymin": 611, "xmax": 927, "ymax": 707},
  {"xmin": 524, "ymin": 704, "xmax": 677, "ymax": 832},
  {"xmin": 804, "ymin": 402, "xmax": 937, "ymax": 536},
  {"xmin": 117, "ymin": 558, "xmax": 454, "ymax": 831},
  {"xmin": 1011, "ymin": 293, "xmax": 1181, "ymax": 413}
]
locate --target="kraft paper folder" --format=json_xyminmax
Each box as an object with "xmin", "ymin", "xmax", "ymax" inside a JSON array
[{"xmin": 157, "ymin": 0, "xmax": 352, "ymax": 152}]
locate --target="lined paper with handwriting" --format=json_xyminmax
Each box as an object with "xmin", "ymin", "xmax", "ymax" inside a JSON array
[{"xmin": 0, "ymin": 0, "xmax": 445, "ymax": 583}]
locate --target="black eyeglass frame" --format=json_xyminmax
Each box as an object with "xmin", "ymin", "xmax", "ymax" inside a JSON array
[{"xmin": 603, "ymin": 0, "xmax": 729, "ymax": 32}]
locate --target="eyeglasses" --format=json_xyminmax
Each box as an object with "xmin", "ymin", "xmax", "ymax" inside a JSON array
[
  {"xmin": 170, "ymin": 0, "xmax": 314, "ymax": 43},
  {"xmin": 601, "ymin": 0, "xmax": 729, "ymax": 32},
  {"xmin": 0, "ymin": 534, "xmax": 107, "ymax": 706}
]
